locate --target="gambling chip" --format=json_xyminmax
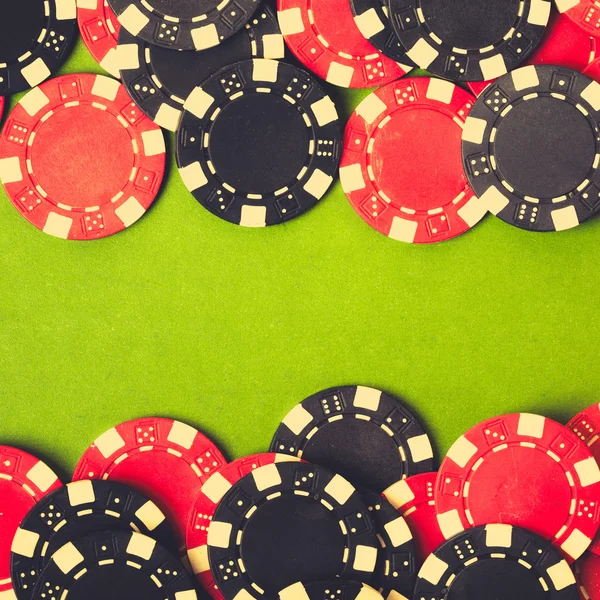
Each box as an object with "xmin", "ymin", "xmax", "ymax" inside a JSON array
[
  {"xmin": 279, "ymin": 581, "xmax": 384, "ymax": 600},
  {"xmin": 107, "ymin": 0, "xmax": 260, "ymax": 50},
  {"xmin": 340, "ymin": 78, "xmax": 487, "ymax": 244},
  {"xmin": 576, "ymin": 552, "xmax": 600, "ymax": 600},
  {"xmin": 435, "ymin": 413, "xmax": 600, "ymax": 561},
  {"xmin": 468, "ymin": 10, "xmax": 598, "ymax": 96},
  {"xmin": 270, "ymin": 385, "xmax": 435, "ymax": 493},
  {"xmin": 361, "ymin": 490, "xmax": 417, "ymax": 598},
  {"xmin": 414, "ymin": 524, "xmax": 578, "ymax": 600},
  {"xmin": 118, "ymin": 3, "xmax": 285, "ymax": 132},
  {"xmin": 72, "ymin": 417, "xmax": 227, "ymax": 546},
  {"xmin": 207, "ymin": 461, "xmax": 380, "ymax": 598},
  {"xmin": 387, "ymin": 0, "xmax": 552, "ymax": 82},
  {"xmin": 77, "ymin": 0, "xmax": 121, "ymax": 78},
  {"xmin": 556, "ymin": 0, "xmax": 600, "ymax": 37},
  {"xmin": 30, "ymin": 530, "xmax": 197, "ymax": 600},
  {"xmin": 187, "ymin": 453, "xmax": 301, "ymax": 599},
  {"xmin": 0, "ymin": 73, "xmax": 166, "ymax": 240},
  {"xmin": 0, "ymin": 446, "xmax": 62, "ymax": 597},
  {"xmin": 349, "ymin": 0, "xmax": 413, "ymax": 64},
  {"xmin": 0, "ymin": 0, "xmax": 77, "ymax": 95},
  {"xmin": 383, "ymin": 472, "xmax": 445, "ymax": 564},
  {"xmin": 11, "ymin": 480, "xmax": 178, "ymax": 600},
  {"xmin": 462, "ymin": 65, "xmax": 600, "ymax": 232},
  {"xmin": 277, "ymin": 0, "xmax": 409, "ymax": 88},
  {"xmin": 176, "ymin": 59, "xmax": 341, "ymax": 228}
]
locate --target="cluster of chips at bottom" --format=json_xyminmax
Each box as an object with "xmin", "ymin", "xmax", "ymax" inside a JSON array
[{"xmin": 4, "ymin": 389, "xmax": 600, "ymax": 599}]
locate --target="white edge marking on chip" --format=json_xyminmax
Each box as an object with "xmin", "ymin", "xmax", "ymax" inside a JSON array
[
  {"xmin": 560, "ymin": 528, "xmax": 590, "ymax": 561},
  {"xmin": 240, "ymin": 205, "xmax": 267, "ymax": 228},
  {"xmin": 551, "ymin": 205, "xmax": 580, "ymax": 231},
  {"xmin": 324, "ymin": 474, "xmax": 355, "ymax": 505},
  {"xmin": 202, "ymin": 471, "xmax": 233, "ymax": 504},
  {"xmin": 517, "ymin": 413, "xmax": 545, "ymax": 438},
  {"xmin": 311, "ymin": 96, "xmax": 338, "ymax": 127},
  {"xmin": 127, "ymin": 531, "xmax": 155, "ymax": 560},
  {"xmin": 353, "ymin": 386, "xmax": 381, "ymax": 411},
  {"xmin": 406, "ymin": 38, "xmax": 438, "ymax": 70},
  {"xmin": 446, "ymin": 435, "xmax": 478, "ymax": 468},
  {"xmin": 581, "ymin": 80, "xmax": 600, "ymax": 111},
  {"xmin": 480, "ymin": 54, "xmax": 508, "ymax": 81},
  {"xmin": 356, "ymin": 93, "xmax": 387, "ymax": 125},
  {"xmin": 20, "ymin": 86, "xmax": 51, "ymax": 117},
  {"xmin": 53, "ymin": 542, "xmax": 85, "ymax": 574},
  {"xmin": 141, "ymin": 128, "xmax": 166, "ymax": 157},
  {"xmin": 485, "ymin": 523, "xmax": 513, "ymax": 548},
  {"xmin": 253, "ymin": 58, "xmax": 279, "ymax": 83},
  {"xmin": 0, "ymin": 157, "xmax": 24, "ymax": 185},
  {"xmin": 480, "ymin": 186, "xmax": 510, "ymax": 215},
  {"xmin": 388, "ymin": 216, "xmax": 418, "ymax": 243},
  {"xmin": 353, "ymin": 544, "xmax": 378, "ymax": 573},
  {"xmin": 94, "ymin": 427, "xmax": 127, "ymax": 458},
  {"xmin": 115, "ymin": 196, "xmax": 146, "ymax": 227},
  {"xmin": 462, "ymin": 116, "xmax": 487, "ymax": 145},
  {"xmin": 179, "ymin": 162, "xmax": 208, "ymax": 193},
  {"xmin": 67, "ymin": 480, "xmax": 95, "ymax": 506},
  {"xmin": 547, "ymin": 559, "xmax": 577, "ymax": 591},
  {"xmin": 100, "ymin": 48, "xmax": 122, "ymax": 79},
  {"xmin": 354, "ymin": 9, "xmax": 385, "ymax": 39},
  {"xmin": 339, "ymin": 164, "xmax": 366, "ymax": 194},
  {"xmin": 418, "ymin": 552, "xmax": 449, "ymax": 585},
  {"xmin": 457, "ymin": 194, "xmax": 489, "ymax": 227},
  {"xmin": 436, "ymin": 509, "xmax": 465, "ymax": 540},
  {"xmin": 528, "ymin": 0, "xmax": 552, "ymax": 26},
  {"xmin": 407, "ymin": 434, "xmax": 434, "ymax": 463},
  {"xmin": 326, "ymin": 62, "xmax": 354, "ymax": 88},
  {"xmin": 554, "ymin": 0, "xmax": 579, "ymax": 12},
  {"xmin": 21, "ymin": 59, "xmax": 52, "ymax": 89},
  {"xmin": 207, "ymin": 520, "xmax": 233, "ymax": 549},
  {"xmin": 11, "ymin": 528, "xmax": 40, "ymax": 558},
  {"xmin": 383, "ymin": 479, "xmax": 414, "ymax": 510},
  {"xmin": 426, "ymin": 78, "xmax": 454, "ymax": 105},
  {"xmin": 575, "ymin": 456, "xmax": 600, "ymax": 487},
  {"xmin": 278, "ymin": 7, "xmax": 306, "ymax": 36},
  {"xmin": 191, "ymin": 24, "xmax": 220, "ymax": 51},
  {"xmin": 56, "ymin": 0, "xmax": 77, "ymax": 19},
  {"xmin": 167, "ymin": 420, "xmax": 197, "ymax": 450},
  {"xmin": 135, "ymin": 500, "xmax": 166, "ymax": 532},
  {"xmin": 282, "ymin": 404, "xmax": 313, "ymax": 436},
  {"xmin": 188, "ymin": 544, "xmax": 210, "ymax": 575},
  {"xmin": 76, "ymin": 0, "xmax": 98, "ymax": 7},
  {"xmin": 44, "ymin": 212, "xmax": 73, "ymax": 239},
  {"xmin": 304, "ymin": 169, "xmax": 332, "ymax": 200},
  {"xmin": 116, "ymin": 44, "xmax": 141, "ymax": 72},
  {"xmin": 252, "ymin": 463, "xmax": 282, "ymax": 491},
  {"xmin": 262, "ymin": 34, "xmax": 286, "ymax": 59},
  {"xmin": 184, "ymin": 86, "xmax": 216, "ymax": 120},
  {"xmin": 385, "ymin": 516, "xmax": 413, "ymax": 548},
  {"xmin": 511, "ymin": 65, "xmax": 540, "ymax": 92},
  {"xmin": 118, "ymin": 4, "xmax": 150, "ymax": 36},
  {"xmin": 92, "ymin": 74, "xmax": 120, "ymax": 101},
  {"xmin": 279, "ymin": 582, "xmax": 311, "ymax": 600},
  {"xmin": 356, "ymin": 583, "xmax": 384, "ymax": 600}
]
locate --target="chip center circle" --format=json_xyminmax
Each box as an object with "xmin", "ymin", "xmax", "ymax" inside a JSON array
[
  {"xmin": 493, "ymin": 96, "xmax": 596, "ymax": 199},
  {"xmin": 29, "ymin": 105, "xmax": 135, "ymax": 210},
  {"xmin": 447, "ymin": 557, "xmax": 547, "ymax": 600},
  {"xmin": 142, "ymin": 0, "xmax": 221, "ymax": 20},
  {"xmin": 466, "ymin": 445, "xmax": 572, "ymax": 539},
  {"xmin": 370, "ymin": 107, "xmax": 467, "ymax": 213},
  {"xmin": 0, "ymin": 0, "xmax": 46, "ymax": 64},
  {"xmin": 209, "ymin": 93, "xmax": 310, "ymax": 194},
  {"xmin": 240, "ymin": 495, "xmax": 346, "ymax": 593},
  {"xmin": 418, "ymin": 0, "xmax": 523, "ymax": 49}
]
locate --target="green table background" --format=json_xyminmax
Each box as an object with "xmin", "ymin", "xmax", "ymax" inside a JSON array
[{"xmin": 1, "ymin": 39, "xmax": 598, "ymax": 483}]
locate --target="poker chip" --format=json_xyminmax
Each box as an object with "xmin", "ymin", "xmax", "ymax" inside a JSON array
[
  {"xmin": 387, "ymin": 0, "xmax": 552, "ymax": 82},
  {"xmin": 414, "ymin": 524, "xmax": 578, "ymax": 600},
  {"xmin": 0, "ymin": 73, "xmax": 166, "ymax": 240},
  {"xmin": 349, "ymin": 0, "xmax": 412, "ymax": 64},
  {"xmin": 118, "ymin": 3, "xmax": 285, "ymax": 132},
  {"xmin": 467, "ymin": 10, "xmax": 598, "ymax": 96},
  {"xmin": 77, "ymin": 0, "xmax": 121, "ymax": 78},
  {"xmin": 270, "ymin": 385, "xmax": 435, "ymax": 493},
  {"xmin": 72, "ymin": 417, "xmax": 227, "ymax": 546},
  {"xmin": 277, "ymin": 0, "xmax": 409, "ymax": 88},
  {"xmin": 0, "ymin": 446, "xmax": 62, "ymax": 597},
  {"xmin": 462, "ymin": 65, "xmax": 600, "ymax": 233},
  {"xmin": 207, "ymin": 461, "xmax": 380, "ymax": 597},
  {"xmin": 0, "ymin": 0, "xmax": 77, "ymax": 95},
  {"xmin": 30, "ymin": 530, "xmax": 197, "ymax": 600},
  {"xmin": 340, "ymin": 78, "xmax": 486, "ymax": 243},
  {"xmin": 279, "ymin": 581, "xmax": 383, "ymax": 600},
  {"xmin": 11, "ymin": 479, "xmax": 178, "ymax": 600},
  {"xmin": 576, "ymin": 552, "xmax": 600, "ymax": 600},
  {"xmin": 107, "ymin": 0, "xmax": 260, "ymax": 51},
  {"xmin": 187, "ymin": 453, "xmax": 301, "ymax": 599},
  {"xmin": 435, "ymin": 413, "xmax": 600, "ymax": 561},
  {"xmin": 176, "ymin": 59, "xmax": 341, "ymax": 228},
  {"xmin": 361, "ymin": 489, "xmax": 416, "ymax": 598},
  {"xmin": 383, "ymin": 472, "xmax": 444, "ymax": 564},
  {"xmin": 556, "ymin": 0, "xmax": 600, "ymax": 37}
]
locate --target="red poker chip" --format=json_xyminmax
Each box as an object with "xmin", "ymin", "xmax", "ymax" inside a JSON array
[
  {"xmin": 276, "ymin": 0, "xmax": 408, "ymax": 88},
  {"xmin": 340, "ymin": 77, "xmax": 486, "ymax": 244},
  {"xmin": 383, "ymin": 472, "xmax": 444, "ymax": 564},
  {"xmin": 0, "ymin": 445, "xmax": 62, "ymax": 595},
  {"xmin": 77, "ymin": 0, "xmax": 121, "ymax": 78},
  {"xmin": 468, "ymin": 11, "xmax": 597, "ymax": 96},
  {"xmin": 576, "ymin": 552, "xmax": 600, "ymax": 600},
  {"xmin": 186, "ymin": 453, "xmax": 301, "ymax": 599},
  {"xmin": 0, "ymin": 73, "xmax": 166, "ymax": 241},
  {"xmin": 435, "ymin": 413, "xmax": 600, "ymax": 562},
  {"xmin": 556, "ymin": 0, "xmax": 600, "ymax": 37},
  {"xmin": 72, "ymin": 417, "xmax": 227, "ymax": 547}
]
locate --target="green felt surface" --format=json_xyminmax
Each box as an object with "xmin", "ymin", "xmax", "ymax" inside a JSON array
[{"xmin": 1, "ymin": 38, "xmax": 599, "ymax": 482}]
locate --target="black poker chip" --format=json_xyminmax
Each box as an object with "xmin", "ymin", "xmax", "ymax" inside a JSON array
[
  {"xmin": 207, "ymin": 461, "xmax": 380, "ymax": 598},
  {"xmin": 0, "ymin": 0, "xmax": 77, "ymax": 95},
  {"xmin": 176, "ymin": 59, "xmax": 341, "ymax": 227},
  {"xmin": 462, "ymin": 65, "xmax": 600, "ymax": 232},
  {"xmin": 387, "ymin": 0, "xmax": 552, "ymax": 82},
  {"xmin": 414, "ymin": 524, "xmax": 579, "ymax": 600},
  {"xmin": 349, "ymin": 0, "xmax": 413, "ymax": 64},
  {"xmin": 118, "ymin": 2, "xmax": 285, "ymax": 132},
  {"xmin": 279, "ymin": 581, "xmax": 384, "ymax": 600},
  {"xmin": 270, "ymin": 386, "xmax": 435, "ymax": 493},
  {"xmin": 29, "ymin": 530, "xmax": 196, "ymax": 600},
  {"xmin": 361, "ymin": 490, "xmax": 417, "ymax": 598},
  {"xmin": 11, "ymin": 480, "xmax": 178, "ymax": 600},
  {"xmin": 107, "ymin": 0, "xmax": 261, "ymax": 51}
]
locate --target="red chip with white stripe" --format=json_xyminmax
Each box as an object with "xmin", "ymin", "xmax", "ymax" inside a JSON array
[
  {"xmin": 556, "ymin": 0, "xmax": 600, "ymax": 37},
  {"xmin": 0, "ymin": 73, "xmax": 165, "ymax": 240},
  {"xmin": 72, "ymin": 417, "xmax": 227, "ymax": 547},
  {"xmin": 435, "ymin": 413, "xmax": 600, "ymax": 562},
  {"xmin": 0, "ymin": 446, "xmax": 62, "ymax": 595}
]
